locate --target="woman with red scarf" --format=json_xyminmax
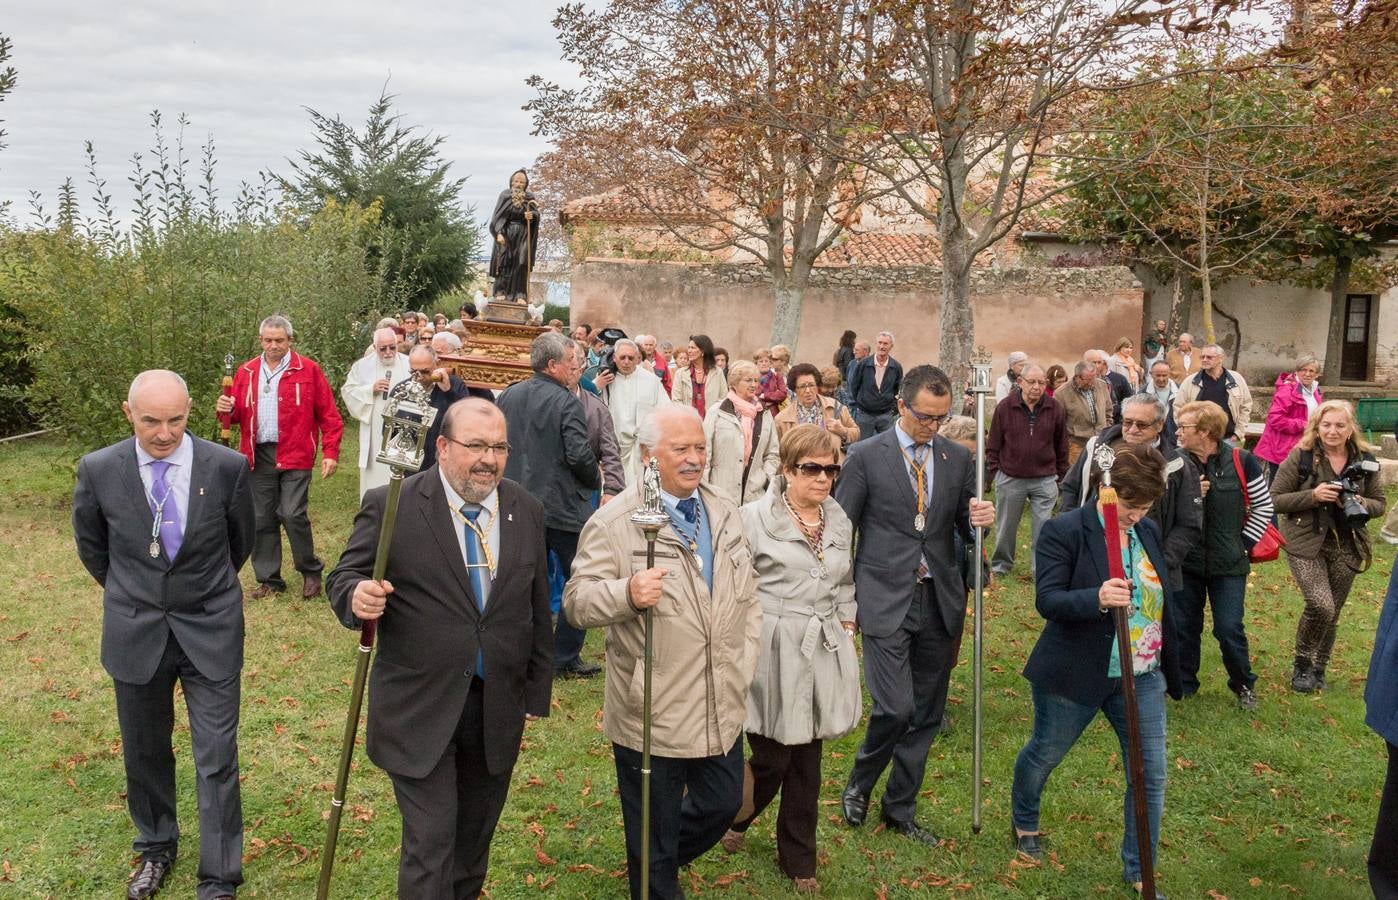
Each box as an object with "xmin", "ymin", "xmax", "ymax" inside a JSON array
[
  {"xmin": 673, "ymin": 333, "xmax": 728, "ymax": 418},
  {"xmin": 705, "ymin": 360, "xmax": 780, "ymax": 505}
]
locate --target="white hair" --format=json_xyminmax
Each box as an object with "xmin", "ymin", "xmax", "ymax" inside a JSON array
[
  {"xmin": 259, "ymin": 314, "xmax": 294, "ymax": 337},
  {"xmin": 614, "ymin": 338, "xmax": 640, "ymax": 354},
  {"xmin": 638, "ymin": 404, "xmax": 702, "ymax": 450},
  {"xmin": 1085, "ymin": 348, "xmax": 1107, "ymax": 362},
  {"xmin": 432, "ymin": 332, "xmax": 463, "ymax": 352},
  {"xmin": 877, "ymin": 331, "xmax": 894, "ymax": 343}
]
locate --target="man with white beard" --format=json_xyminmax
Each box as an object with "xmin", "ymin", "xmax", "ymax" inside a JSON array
[
  {"xmin": 602, "ymin": 339, "xmax": 664, "ymax": 484},
  {"xmin": 341, "ymin": 327, "xmax": 411, "ymax": 498}
]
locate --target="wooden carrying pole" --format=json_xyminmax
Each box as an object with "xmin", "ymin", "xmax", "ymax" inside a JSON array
[
  {"xmin": 1096, "ymin": 448, "xmax": 1157, "ymax": 896},
  {"xmin": 315, "ymin": 475, "xmax": 400, "ymax": 900}
]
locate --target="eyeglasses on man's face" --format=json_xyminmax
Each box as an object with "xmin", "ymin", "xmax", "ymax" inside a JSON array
[
  {"xmin": 905, "ymin": 406, "xmax": 955, "ymax": 426},
  {"xmin": 1120, "ymin": 417, "xmax": 1159, "ymax": 432},
  {"xmin": 444, "ymin": 437, "xmax": 512, "ymax": 456}
]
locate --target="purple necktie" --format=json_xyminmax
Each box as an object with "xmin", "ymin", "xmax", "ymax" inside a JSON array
[{"xmin": 148, "ymin": 460, "xmax": 183, "ymax": 560}]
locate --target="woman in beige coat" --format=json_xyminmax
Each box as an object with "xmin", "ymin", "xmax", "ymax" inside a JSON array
[
  {"xmin": 672, "ymin": 333, "xmax": 728, "ymax": 418},
  {"xmin": 705, "ymin": 359, "xmax": 780, "ymax": 505},
  {"xmin": 720, "ymin": 425, "xmax": 860, "ymax": 894},
  {"xmin": 773, "ymin": 363, "xmax": 860, "ymax": 449}
]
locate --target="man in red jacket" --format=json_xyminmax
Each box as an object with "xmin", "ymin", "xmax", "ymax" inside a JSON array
[{"xmin": 216, "ymin": 314, "xmax": 343, "ymax": 599}]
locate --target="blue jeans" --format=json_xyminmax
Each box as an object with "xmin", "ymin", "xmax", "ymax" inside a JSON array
[
  {"xmin": 1177, "ymin": 572, "xmax": 1256, "ymax": 695},
  {"xmin": 1011, "ymin": 670, "xmax": 1167, "ymax": 883}
]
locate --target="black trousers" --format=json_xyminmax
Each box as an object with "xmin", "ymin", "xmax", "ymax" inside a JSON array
[
  {"xmin": 547, "ymin": 527, "xmax": 587, "ymax": 668},
  {"xmin": 113, "ymin": 632, "xmax": 242, "ymax": 900},
  {"xmin": 613, "ymin": 738, "xmax": 744, "ymax": 900},
  {"xmin": 388, "ymin": 678, "xmax": 511, "ymax": 900},
  {"xmin": 1373, "ymin": 740, "xmax": 1398, "ymax": 899},
  {"xmin": 731, "ymin": 733, "xmax": 823, "ymax": 879},
  {"xmin": 251, "ymin": 442, "xmax": 322, "ymax": 589},
  {"xmin": 847, "ymin": 582, "xmax": 958, "ymax": 823}
]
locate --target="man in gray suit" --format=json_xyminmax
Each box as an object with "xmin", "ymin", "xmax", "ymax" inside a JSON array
[
  {"xmin": 834, "ymin": 364, "xmax": 994, "ymax": 846},
  {"xmin": 496, "ymin": 331, "xmax": 603, "ymax": 677},
  {"xmin": 72, "ymin": 370, "xmax": 255, "ymax": 900}
]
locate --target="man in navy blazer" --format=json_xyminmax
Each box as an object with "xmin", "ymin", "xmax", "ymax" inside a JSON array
[
  {"xmin": 328, "ymin": 398, "xmax": 554, "ymax": 898},
  {"xmin": 835, "ymin": 364, "xmax": 994, "ymax": 846},
  {"xmin": 72, "ymin": 370, "xmax": 255, "ymax": 900}
]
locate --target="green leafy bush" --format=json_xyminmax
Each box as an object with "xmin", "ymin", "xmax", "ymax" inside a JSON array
[{"xmin": 0, "ymin": 113, "xmax": 404, "ymax": 449}]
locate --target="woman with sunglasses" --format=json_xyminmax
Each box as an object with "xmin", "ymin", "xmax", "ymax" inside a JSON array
[{"xmin": 719, "ymin": 424, "xmax": 860, "ymax": 894}]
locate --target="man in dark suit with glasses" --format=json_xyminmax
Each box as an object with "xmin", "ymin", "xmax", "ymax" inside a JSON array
[{"xmin": 834, "ymin": 365, "xmax": 995, "ymax": 847}]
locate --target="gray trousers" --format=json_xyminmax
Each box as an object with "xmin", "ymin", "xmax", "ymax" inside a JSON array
[
  {"xmin": 251, "ymin": 442, "xmax": 321, "ymax": 588},
  {"xmin": 991, "ymin": 473, "xmax": 1058, "ymax": 575},
  {"xmin": 846, "ymin": 583, "xmax": 957, "ymax": 823},
  {"xmin": 114, "ymin": 632, "xmax": 242, "ymax": 900}
]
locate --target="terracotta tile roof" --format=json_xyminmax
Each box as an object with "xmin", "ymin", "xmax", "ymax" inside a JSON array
[
  {"xmin": 965, "ymin": 178, "xmax": 1066, "ymax": 234},
  {"xmin": 560, "ymin": 188, "xmax": 714, "ymax": 226},
  {"xmin": 816, "ymin": 232, "xmax": 941, "ymax": 267}
]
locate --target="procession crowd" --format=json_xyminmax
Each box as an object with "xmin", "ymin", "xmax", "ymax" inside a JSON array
[{"xmin": 70, "ymin": 306, "xmax": 1398, "ymax": 900}]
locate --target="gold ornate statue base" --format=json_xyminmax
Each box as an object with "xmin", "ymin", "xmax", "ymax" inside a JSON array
[{"xmin": 440, "ymin": 310, "xmax": 544, "ymax": 392}]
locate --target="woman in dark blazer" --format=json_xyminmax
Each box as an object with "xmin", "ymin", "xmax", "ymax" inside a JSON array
[{"xmin": 1010, "ymin": 447, "xmax": 1181, "ymax": 899}]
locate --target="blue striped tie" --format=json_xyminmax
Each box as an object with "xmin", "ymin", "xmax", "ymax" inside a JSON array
[{"xmin": 462, "ymin": 503, "xmax": 490, "ymax": 679}]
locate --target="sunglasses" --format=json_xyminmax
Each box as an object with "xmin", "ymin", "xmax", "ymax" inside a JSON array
[{"xmin": 793, "ymin": 462, "xmax": 841, "ymax": 478}]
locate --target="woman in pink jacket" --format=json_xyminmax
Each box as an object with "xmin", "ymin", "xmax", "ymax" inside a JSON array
[{"xmin": 1255, "ymin": 357, "xmax": 1322, "ymax": 481}]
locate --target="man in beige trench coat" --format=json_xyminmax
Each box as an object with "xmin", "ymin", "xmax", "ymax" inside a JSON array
[{"xmin": 565, "ymin": 404, "xmax": 762, "ymax": 900}]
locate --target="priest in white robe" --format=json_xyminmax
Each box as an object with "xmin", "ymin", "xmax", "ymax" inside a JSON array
[
  {"xmin": 340, "ymin": 327, "xmax": 411, "ymax": 498},
  {"xmin": 603, "ymin": 338, "xmax": 664, "ymax": 484}
]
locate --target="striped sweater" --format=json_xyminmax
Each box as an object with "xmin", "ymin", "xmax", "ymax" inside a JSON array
[{"xmin": 1184, "ymin": 442, "xmax": 1273, "ymax": 577}]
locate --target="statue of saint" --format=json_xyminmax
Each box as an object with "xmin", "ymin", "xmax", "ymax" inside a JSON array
[{"xmin": 488, "ymin": 169, "xmax": 540, "ymax": 301}]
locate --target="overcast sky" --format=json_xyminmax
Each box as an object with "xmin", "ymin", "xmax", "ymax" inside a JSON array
[{"xmin": 0, "ymin": 1, "xmax": 582, "ymax": 234}]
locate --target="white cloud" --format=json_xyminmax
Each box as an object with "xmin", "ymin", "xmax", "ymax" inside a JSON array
[{"xmin": 0, "ymin": 0, "xmax": 584, "ymax": 229}]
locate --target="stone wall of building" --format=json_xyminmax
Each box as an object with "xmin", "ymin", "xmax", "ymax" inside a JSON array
[{"xmin": 569, "ymin": 258, "xmax": 1144, "ymax": 374}]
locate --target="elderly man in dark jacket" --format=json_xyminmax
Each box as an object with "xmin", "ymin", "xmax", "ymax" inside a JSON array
[
  {"xmin": 498, "ymin": 331, "xmax": 604, "ymax": 677},
  {"xmin": 1059, "ymin": 393, "xmax": 1201, "ymax": 590}
]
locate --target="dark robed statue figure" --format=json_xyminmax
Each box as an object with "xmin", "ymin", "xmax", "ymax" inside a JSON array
[{"xmin": 489, "ymin": 168, "xmax": 540, "ymax": 301}]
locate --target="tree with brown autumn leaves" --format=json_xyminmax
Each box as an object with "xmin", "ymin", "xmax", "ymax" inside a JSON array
[{"xmin": 528, "ymin": 0, "xmax": 896, "ymax": 352}]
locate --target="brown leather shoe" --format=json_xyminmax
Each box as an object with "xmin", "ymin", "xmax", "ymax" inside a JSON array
[
  {"xmin": 127, "ymin": 858, "xmax": 171, "ymax": 899},
  {"xmin": 247, "ymin": 583, "xmax": 283, "ymax": 600},
  {"xmin": 302, "ymin": 574, "xmax": 323, "ymax": 599}
]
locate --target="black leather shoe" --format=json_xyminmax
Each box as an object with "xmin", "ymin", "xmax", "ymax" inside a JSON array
[
  {"xmin": 127, "ymin": 858, "xmax": 172, "ymax": 899},
  {"xmin": 1010, "ymin": 823, "xmax": 1043, "ymax": 860},
  {"xmin": 881, "ymin": 813, "xmax": 941, "ymax": 848},
  {"xmin": 555, "ymin": 661, "xmax": 602, "ymax": 679},
  {"xmin": 840, "ymin": 786, "xmax": 869, "ymax": 827}
]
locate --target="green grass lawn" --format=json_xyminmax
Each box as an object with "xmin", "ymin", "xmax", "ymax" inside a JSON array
[{"xmin": 0, "ymin": 432, "xmax": 1389, "ymax": 898}]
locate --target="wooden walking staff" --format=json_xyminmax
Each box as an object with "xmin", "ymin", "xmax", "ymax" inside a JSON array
[
  {"xmin": 316, "ymin": 380, "xmax": 438, "ymax": 900},
  {"xmin": 1093, "ymin": 445, "xmax": 1157, "ymax": 896},
  {"xmin": 969, "ymin": 348, "xmax": 993, "ymax": 835},
  {"xmin": 630, "ymin": 458, "xmax": 670, "ymax": 899},
  {"xmin": 216, "ymin": 353, "xmax": 235, "ymax": 446}
]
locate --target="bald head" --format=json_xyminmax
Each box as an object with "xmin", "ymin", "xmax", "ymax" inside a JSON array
[
  {"xmin": 124, "ymin": 370, "xmax": 192, "ymax": 460},
  {"xmin": 441, "ymin": 397, "xmax": 504, "ymax": 443}
]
